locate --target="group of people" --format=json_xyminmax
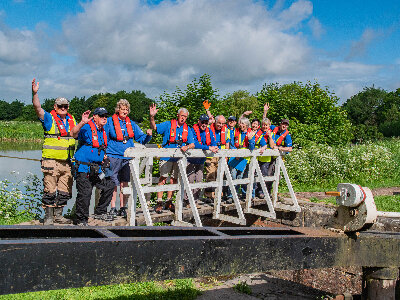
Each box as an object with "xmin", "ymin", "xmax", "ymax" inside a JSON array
[{"xmin": 32, "ymin": 78, "xmax": 292, "ymax": 226}]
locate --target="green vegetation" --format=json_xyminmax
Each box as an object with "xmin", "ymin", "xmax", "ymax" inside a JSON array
[
  {"xmin": 0, "ymin": 121, "xmax": 43, "ymax": 141},
  {"xmin": 0, "ymin": 279, "xmax": 201, "ymax": 300},
  {"xmin": 233, "ymin": 281, "xmax": 252, "ymax": 295},
  {"xmin": 0, "ymin": 175, "xmax": 42, "ymax": 224}
]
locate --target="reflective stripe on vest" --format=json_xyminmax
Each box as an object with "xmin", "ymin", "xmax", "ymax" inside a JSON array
[
  {"xmin": 42, "ymin": 113, "xmax": 77, "ymax": 160},
  {"xmin": 112, "ymin": 114, "xmax": 134, "ymax": 141},
  {"xmin": 234, "ymin": 128, "xmax": 250, "ymax": 148},
  {"xmin": 169, "ymin": 119, "xmax": 188, "ymax": 143},
  {"xmin": 273, "ymin": 127, "xmax": 289, "ymax": 146},
  {"xmin": 210, "ymin": 123, "xmax": 226, "ymax": 145},
  {"xmin": 88, "ymin": 120, "xmax": 107, "ymax": 148},
  {"xmin": 193, "ymin": 124, "xmax": 211, "ymax": 146}
]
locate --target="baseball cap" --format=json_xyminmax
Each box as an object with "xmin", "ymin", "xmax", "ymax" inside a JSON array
[
  {"xmin": 281, "ymin": 119, "xmax": 290, "ymax": 125},
  {"xmin": 55, "ymin": 97, "xmax": 69, "ymax": 106},
  {"xmin": 228, "ymin": 116, "xmax": 237, "ymax": 121},
  {"xmin": 198, "ymin": 114, "xmax": 209, "ymax": 122},
  {"xmin": 93, "ymin": 107, "xmax": 108, "ymax": 116}
]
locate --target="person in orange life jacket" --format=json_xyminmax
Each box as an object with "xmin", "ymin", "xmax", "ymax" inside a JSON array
[
  {"xmin": 186, "ymin": 114, "xmax": 219, "ymax": 205},
  {"xmin": 204, "ymin": 115, "xmax": 231, "ymax": 200},
  {"xmin": 104, "ymin": 99, "xmax": 152, "ymax": 218},
  {"xmin": 31, "ymin": 78, "xmax": 90, "ymax": 225},
  {"xmin": 73, "ymin": 107, "xmax": 115, "ymax": 226},
  {"xmin": 226, "ymin": 118, "xmax": 268, "ymax": 202},
  {"xmin": 255, "ymin": 118, "xmax": 277, "ymax": 198},
  {"xmin": 226, "ymin": 115, "xmax": 237, "ymax": 150},
  {"xmin": 149, "ymin": 104, "xmax": 195, "ymax": 214}
]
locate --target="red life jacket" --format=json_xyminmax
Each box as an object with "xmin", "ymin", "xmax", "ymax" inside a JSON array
[
  {"xmin": 88, "ymin": 120, "xmax": 107, "ymax": 148},
  {"xmin": 193, "ymin": 124, "xmax": 211, "ymax": 145},
  {"xmin": 210, "ymin": 123, "xmax": 226, "ymax": 145},
  {"xmin": 50, "ymin": 110, "xmax": 75, "ymax": 137},
  {"xmin": 112, "ymin": 114, "xmax": 134, "ymax": 141},
  {"xmin": 169, "ymin": 119, "xmax": 188, "ymax": 143},
  {"xmin": 234, "ymin": 128, "xmax": 250, "ymax": 148},
  {"xmin": 273, "ymin": 127, "xmax": 289, "ymax": 146},
  {"xmin": 254, "ymin": 129, "xmax": 264, "ymax": 144},
  {"xmin": 263, "ymin": 127, "xmax": 272, "ymax": 140}
]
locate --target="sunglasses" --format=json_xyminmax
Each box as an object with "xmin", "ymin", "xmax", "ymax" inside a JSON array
[
  {"xmin": 200, "ymin": 120, "xmax": 208, "ymax": 124},
  {"xmin": 98, "ymin": 114, "xmax": 108, "ymax": 118},
  {"xmin": 57, "ymin": 105, "xmax": 69, "ymax": 109}
]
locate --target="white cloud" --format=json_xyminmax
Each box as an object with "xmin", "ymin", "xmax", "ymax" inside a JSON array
[
  {"xmin": 347, "ymin": 28, "xmax": 382, "ymax": 60},
  {"xmin": 62, "ymin": 0, "xmax": 312, "ymax": 90},
  {"xmin": 308, "ymin": 17, "xmax": 324, "ymax": 39}
]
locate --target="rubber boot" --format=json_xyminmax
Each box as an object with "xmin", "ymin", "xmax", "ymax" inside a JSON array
[
  {"xmin": 44, "ymin": 207, "xmax": 54, "ymax": 225},
  {"xmin": 53, "ymin": 207, "xmax": 71, "ymax": 224}
]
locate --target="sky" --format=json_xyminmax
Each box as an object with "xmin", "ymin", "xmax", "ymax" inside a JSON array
[{"xmin": 0, "ymin": 0, "xmax": 399, "ymax": 105}]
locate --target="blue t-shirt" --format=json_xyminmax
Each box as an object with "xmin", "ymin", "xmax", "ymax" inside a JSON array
[
  {"xmin": 189, "ymin": 127, "xmax": 217, "ymax": 164},
  {"xmin": 156, "ymin": 121, "xmax": 195, "ymax": 162},
  {"xmin": 270, "ymin": 125, "xmax": 292, "ymax": 147},
  {"xmin": 213, "ymin": 128, "xmax": 231, "ymax": 149},
  {"xmin": 40, "ymin": 110, "xmax": 72, "ymax": 132},
  {"xmin": 228, "ymin": 130, "xmax": 255, "ymax": 172},
  {"xmin": 74, "ymin": 122, "xmax": 107, "ymax": 173},
  {"xmin": 104, "ymin": 116, "xmax": 152, "ymax": 159}
]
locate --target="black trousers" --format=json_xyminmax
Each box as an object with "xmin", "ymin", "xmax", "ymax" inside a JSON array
[{"xmin": 75, "ymin": 172, "xmax": 114, "ymax": 222}]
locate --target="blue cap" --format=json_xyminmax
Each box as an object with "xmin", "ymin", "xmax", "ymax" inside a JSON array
[
  {"xmin": 228, "ymin": 116, "xmax": 236, "ymax": 121},
  {"xmin": 198, "ymin": 114, "xmax": 209, "ymax": 122},
  {"xmin": 93, "ymin": 107, "xmax": 108, "ymax": 116}
]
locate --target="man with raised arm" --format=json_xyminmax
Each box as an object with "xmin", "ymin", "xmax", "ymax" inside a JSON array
[
  {"xmin": 31, "ymin": 78, "xmax": 90, "ymax": 225},
  {"xmin": 149, "ymin": 104, "xmax": 195, "ymax": 213}
]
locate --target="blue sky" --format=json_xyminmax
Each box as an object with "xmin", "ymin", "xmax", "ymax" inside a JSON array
[{"xmin": 0, "ymin": 0, "xmax": 399, "ymax": 104}]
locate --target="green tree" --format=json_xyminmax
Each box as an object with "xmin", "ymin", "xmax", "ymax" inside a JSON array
[
  {"xmin": 257, "ymin": 81, "xmax": 352, "ymax": 146},
  {"xmin": 222, "ymin": 90, "xmax": 258, "ymax": 119}
]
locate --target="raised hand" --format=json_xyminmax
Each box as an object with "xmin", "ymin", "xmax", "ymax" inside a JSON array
[
  {"xmin": 146, "ymin": 129, "xmax": 152, "ymax": 136},
  {"xmin": 32, "ymin": 78, "xmax": 39, "ymax": 94},
  {"xmin": 81, "ymin": 110, "xmax": 92, "ymax": 124},
  {"xmin": 149, "ymin": 103, "xmax": 158, "ymax": 117},
  {"xmin": 203, "ymin": 100, "xmax": 211, "ymax": 110},
  {"xmin": 243, "ymin": 110, "xmax": 252, "ymax": 116}
]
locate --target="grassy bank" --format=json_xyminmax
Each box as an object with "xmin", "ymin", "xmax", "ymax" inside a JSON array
[
  {"xmin": 0, "ymin": 121, "xmax": 43, "ymax": 142},
  {"xmin": 0, "ymin": 279, "xmax": 201, "ymax": 300}
]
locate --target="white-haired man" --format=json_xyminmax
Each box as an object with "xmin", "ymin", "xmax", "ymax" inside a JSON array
[{"xmin": 149, "ymin": 104, "xmax": 195, "ymax": 213}]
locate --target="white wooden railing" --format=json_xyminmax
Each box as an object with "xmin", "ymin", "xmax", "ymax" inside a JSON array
[{"xmin": 124, "ymin": 146, "xmax": 300, "ymax": 227}]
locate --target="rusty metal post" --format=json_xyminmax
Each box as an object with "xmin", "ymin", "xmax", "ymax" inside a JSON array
[{"xmin": 362, "ymin": 267, "xmax": 399, "ymax": 300}]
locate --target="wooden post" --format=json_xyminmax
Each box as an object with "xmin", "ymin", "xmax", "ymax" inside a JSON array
[{"xmin": 362, "ymin": 267, "xmax": 399, "ymax": 300}]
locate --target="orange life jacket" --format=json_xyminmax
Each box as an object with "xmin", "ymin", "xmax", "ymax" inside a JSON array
[
  {"xmin": 254, "ymin": 129, "xmax": 264, "ymax": 144},
  {"xmin": 88, "ymin": 120, "xmax": 107, "ymax": 148},
  {"xmin": 193, "ymin": 123, "xmax": 211, "ymax": 145},
  {"xmin": 263, "ymin": 127, "xmax": 272, "ymax": 140},
  {"xmin": 112, "ymin": 114, "xmax": 134, "ymax": 141},
  {"xmin": 234, "ymin": 128, "xmax": 250, "ymax": 148},
  {"xmin": 210, "ymin": 123, "xmax": 226, "ymax": 145},
  {"xmin": 50, "ymin": 110, "xmax": 75, "ymax": 136},
  {"xmin": 169, "ymin": 119, "xmax": 188, "ymax": 143},
  {"xmin": 273, "ymin": 127, "xmax": 289, "ymax": 146}
]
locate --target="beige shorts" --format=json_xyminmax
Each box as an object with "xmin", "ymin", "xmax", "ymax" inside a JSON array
[{"xmin": 159, "ymin": 160, "xmax": 179, "ymax": 179}]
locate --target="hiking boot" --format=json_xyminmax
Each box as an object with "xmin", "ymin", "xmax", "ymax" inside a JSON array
[
  {"xmin": 43, "ymin": 207, "xmax": 54, "ymax": 225},
  {"xmin": 154, "ymin": 201, "xmax": 163, "ymax": 214},
  {"xmin": 119, "ymin": 207, "xmax": 127, "ymax": 218},
  {"xmin": 163, "ymin": 200, "xmax": 175, "ymax": 212},
  {"xmin": 94, "ymin": 213, "xmax": 114, "ymax": 222},
  {"xmin": 75, "ymin": 220, "xmax": 88, "ymax": 226},
  {"xmin": 53, "ymin": 207, "xmax": 71, "ymax": 224},
  {"xmin": 109, "ymin": 207, "xmax": 118, "ymax": 217},
  {"xmin": 225, "ymin": 197, "xmax": 233, "ymax": 204}
]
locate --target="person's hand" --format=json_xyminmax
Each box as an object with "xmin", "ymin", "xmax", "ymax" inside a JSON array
[
  {"xmin": 209, "ymin": 146, "xmax": 219, "ymax": 153},
  {"xmin": 203, "ymin": 100, "xmax": 211, "ymax": 110},
  {"xmin": 32, "ymin": 78, "xmax": 39, "ymax": 94},
  {"xmin": 81, "ymin": 110, "xmax": 92, "ymax": 124},
  {"xmin": 264, "ymin": 102, "xmax": 270, "ymax": 113},
  {"xmin": 149, "ymin": 103, "xmax": 158, "ymax": 117},
  {"xmin": 180, "ymin": 145, "xmax": 188, "ymax": 152},
  {"xmin": 243, "ymin": 110, "xmax": 252, "ymax": 116},
  {"xmin": 146, "ymin": 129, "xmax": 152, "ymax": 135}
]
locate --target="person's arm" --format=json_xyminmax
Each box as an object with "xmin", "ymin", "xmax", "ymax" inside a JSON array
[
  {"xmin": 278, "ymin": 135, "xmax": 292, "ymax": 152},
  {"xmin": 149, "ymin": 103, "xmax": 158, "ymax": 131},
  {"xmin": 262, "ymin": 102, "xmax": 270, "ymax": 120},
  {"xmin": 71, "ymin": 110, "xmax": 91, "ymax": 139},
  {"xmin": 31, "ymin": 78, "xmax": 44, "ymax": 120},
  {"xmin": 203, "ymin": 100, "xmax": 215, "ymax": 124},
  {"xmin": 239, "ymin": 111, "xmax": 252, "ymax": 119},
  {"xmin": 268, "ymin": 133, "xmax": 276, "ymax": 149},
  {"xmin": 208, "ymin": 130, "xmax": 219, "ymax": 153}
]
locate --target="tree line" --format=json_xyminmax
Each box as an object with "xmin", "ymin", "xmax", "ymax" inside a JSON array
[{"xmin": 0, "ymin": 74, "xmax": 399, "ymax": 147}]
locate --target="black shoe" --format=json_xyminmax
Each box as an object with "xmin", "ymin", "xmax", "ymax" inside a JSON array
[
  {"xmin": 203, "ymin": 197, "xmax": 213, "ymax": 204},
  {"xmin": 119, "ymin": 207, "xmax": 127, "ymax": 218},
  {"xmin": 109, "ymin": 207, "xmax": 118, "ymax": 217},
  {"xmin": 94, "ymin": 213, "xmax": 114, "ymax": 222},
  {"xmin": 225, "ymin": 197, "xmax": 233, "ymax": 204},
  {"xmin": 258, "ymin": 193, "xmax": 265, "ymax": 199}
]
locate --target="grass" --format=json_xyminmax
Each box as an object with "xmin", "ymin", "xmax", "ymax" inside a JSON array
[
  {"xmin": 233, "ymin": 281, "xmax": 252, "ymax": 295},
  {"xmin": 309, "ymin": 195, "xmax": 400, "ymax": 212},
  {"xmin": 0, "ymin": 279, "xmax": 201, "ymax": 300},
  {"xmin": 0, "ymin": 215, "xmax": 35, "ymax": 225},
  {"xmin": 0, "ymin": 121, "xmax": 43, "ymax": 142}
]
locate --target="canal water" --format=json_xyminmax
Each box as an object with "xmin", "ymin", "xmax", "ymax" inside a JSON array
[{"xmin": 0, "ymin": 143, "xmax": 101, "ymax": 215}]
